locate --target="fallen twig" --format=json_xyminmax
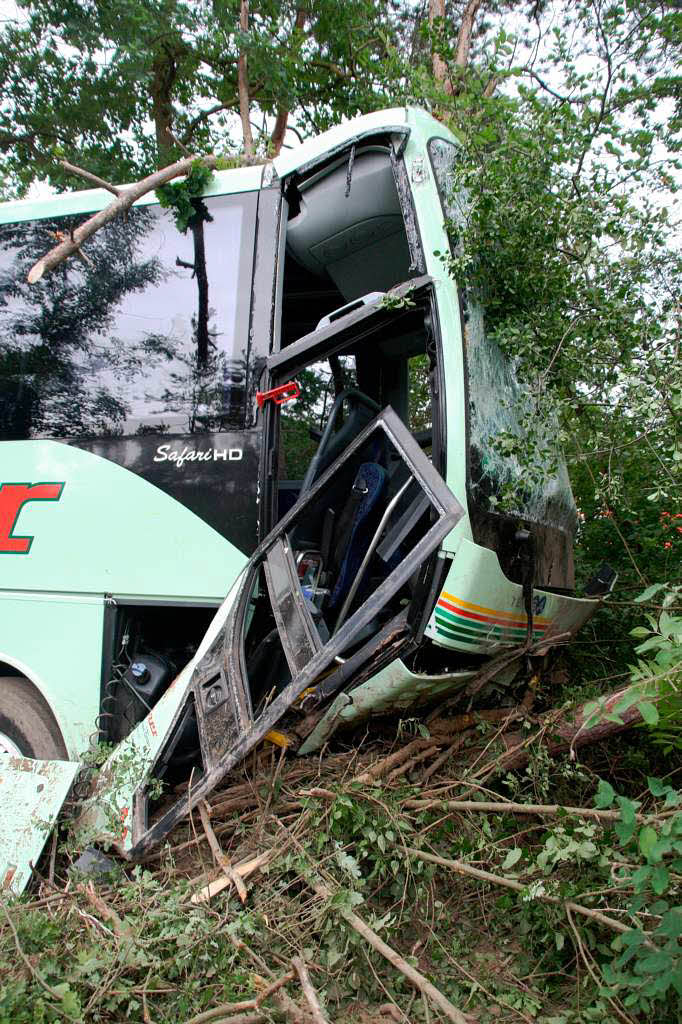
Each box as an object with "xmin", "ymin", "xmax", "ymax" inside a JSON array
[
  {"xmin": 402, "ymin": 798, "xmax": 655, "ymax": 822},
  {"xmin": 405, "ymin": 847, "xmax": 654, "ymax": 945},
  {"xmin": 313, "ymin": 878, "xmax": 470, "ymax": 1024},
  {"xmin": 353, "ymin": 738, "xmax": 434, "ymax": 785},
  {"xmin": 184, "ymin": 969, "xmax": 295, "ymax": 1024},
  {"xmin": 387, "ymin": 744, "xmax": 441, "ymax": 783},
  {"xmin": 83, "ymin": 881, "xmax": 132, "ymax": 940},
  {"xmin": 199, "ymin": 800, "xmax": 248, "ymax": 903},
  {"xmin": 273, "ymin": 818, "xmax": 470, "ymax": 1023},
  {"xmin": 421, "ymin": 732, "xmax": 474, "ymax": 784},
  {"xmin": 190, "ymin": 851, "xmax": 273, "ymax": 905},
  {"xmin": 292, "ymin": 956, "xmax": 330, "ymax": 1024}
]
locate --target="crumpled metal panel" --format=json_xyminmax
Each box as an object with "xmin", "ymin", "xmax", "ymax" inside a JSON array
[{"xmin": 0, "ymin": 754, "xmax": 79, "ymax": 896}]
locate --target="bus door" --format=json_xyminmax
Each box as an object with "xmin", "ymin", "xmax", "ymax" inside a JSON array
[{"xmin": 76, "ymin": 404, "xmax": 463, "ymax": 859}]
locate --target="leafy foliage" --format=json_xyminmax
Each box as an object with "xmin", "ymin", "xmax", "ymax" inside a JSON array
[{"xmin": 156, "ymin": 161, "xmax": 215, "ymax": 233}]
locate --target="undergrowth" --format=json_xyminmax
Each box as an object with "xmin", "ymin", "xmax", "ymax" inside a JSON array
[{"xmin": 1, "ymin": 730, "xmax": 680, "ymax": 1024}]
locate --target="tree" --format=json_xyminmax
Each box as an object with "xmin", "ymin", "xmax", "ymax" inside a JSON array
[
  {"xmin": 404, "ymin": 0, "xmax": 681, "ymax": 595},
  {"xmin": 0, "ymin": 0, "xmax": 400, "ymax": 194}
]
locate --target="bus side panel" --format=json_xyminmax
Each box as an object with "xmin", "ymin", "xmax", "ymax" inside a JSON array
[
  {"xmin": 0, "ymin": 593, "xmax": 104, "ymax": 758},
  {"xmin": 0, "ymin": 440, "xmax": 248, "ymax": 599}
]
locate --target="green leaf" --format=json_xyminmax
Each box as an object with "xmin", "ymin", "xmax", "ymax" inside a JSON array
[
  {"xmin": 658, "ymin": 909, "xmax": 682, "ymax": 940},
  {"xmin": 615, "ymin": 819, "xmax": 636, "ymax": 845},
  {"xmin": 631, "ymin": 866, "xmax": 651, "ymax": 889},
  {"xmin": 647, "ymin": 777, "xmax": 670, "ymax": 797},
  {"xmin": 638, "ymin": 701, "xmax": 659, "ymax": 726},
  {"xmin": 501, "ymin": 848, "xmax": 523, "ymax": 870},
  {"xmin": 651, "ymin": 865, "xmax": 669, "ymax": 895},
  {"xmin": 636, "ymin": 951, "xmax": 671, "ymax": 974},
  {"xmin": 639, "ymin": 826, "xmax": 658, "ymax": 860},
  {"xmin": 595, "ymin": 779, "xmax": 616, "ymax": 808},
  {"xmin": 635, "ymin": 583, "xmax": 666, "ymax": 602}
]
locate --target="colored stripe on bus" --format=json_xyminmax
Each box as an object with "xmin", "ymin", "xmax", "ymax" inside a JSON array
[
  {"xmin": 440, "ymin": 591, "xmax": 551, "ymax": 627},
  {"xmin": 435, "ymin": 606, "xmax": 544, "ymax": 640}
]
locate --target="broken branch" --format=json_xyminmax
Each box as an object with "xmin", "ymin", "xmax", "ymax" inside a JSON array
[
  {"xmin": 198, "ymin": 799, "xmax": 248, "ymax": 903},
  {"xmin": 60, "ymin": 159, "xmax": 121, "ymax": 196},
  {"xmin": 352, "ymin": 738, "xmax": 434, "ymax": 785},
  {"xmin": 292, "ymin": 956, "xmax": 330, "ymax": 1024},
  {"xmin": 312, "ymin": 878, "xmax": 469, "ymax": 1024},
  {"xmin": 190, "ymin": 850, "xmax": 272, "ymax": 905},
  {"xmin": 184, "ymin": 970, "xmax": 294, "ymax": 1024},
  {"xmin": 403, "ymin": 797, "xmax": 655, "ymax": 822},
  {"xmin": 27, "ymin": 154, "xmax": 218, "ymax": 283},
  {"xmin": 405, "ymin": 847, "xmax": 653, "ymax": 945}
]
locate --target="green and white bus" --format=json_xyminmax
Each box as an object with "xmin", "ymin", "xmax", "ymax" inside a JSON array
[{"xmin": 0, "ymin": 108, "xmax": 611, "ymax": 868}]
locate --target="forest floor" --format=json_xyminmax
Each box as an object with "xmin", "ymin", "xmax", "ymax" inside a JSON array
[{"xmin": 1, "ymin": 668, "xmax": 680, "ymax": 1024}]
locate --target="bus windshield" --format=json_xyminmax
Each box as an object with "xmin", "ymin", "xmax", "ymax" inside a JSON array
[{"xmin": 428, "ymin": 136, "xmax": 578, "ymax": 588}]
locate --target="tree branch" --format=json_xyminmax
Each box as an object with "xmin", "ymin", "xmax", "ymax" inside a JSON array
[
  {"xmin": 181, "ymin": 102, "xmax": 235, "ymax": 146},
  {"xmin": 270, "ymin": 7, "xmax": 307, "ymax": 157},
  {"xmin": 27, "ymin": 154, "xmax": 219, "ymax": 284},
  {"xmin": 406, "ymin": 847, "xmax": 657, "ymax": 948},
  {"xmin": 455, "ymin": 0, "xmax": 483, "ymax": 69},
  {"xmin": 238, "ymin": 0, "xmax": 254, "ymax": 158},
  {"xmin": 60, "ymin": 159, "xmax": 121, "ymax": 196}
]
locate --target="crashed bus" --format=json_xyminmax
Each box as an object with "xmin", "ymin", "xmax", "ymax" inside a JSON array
[{"xmin": 0, "ymin": 107, "xmax": 613, "ymax": 890}]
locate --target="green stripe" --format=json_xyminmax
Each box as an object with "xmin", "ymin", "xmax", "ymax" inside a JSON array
[
  {"xmin": 435, "ymin": 610, "xmax": 531, "ymax": 639},
  {"xmin": 435, "ymin": 624, "xmax": 490, "ymax": 646},
  {"xmin": 435, "ymin": 614, "xmax": 494, "ymax": 640},
  {"xmin": 435, "ymin": 618, "xmax": 492, "ymax": 645},
  {"xmin": 436, "ymin": 606, "xmax": 543, "ymax": 638}
]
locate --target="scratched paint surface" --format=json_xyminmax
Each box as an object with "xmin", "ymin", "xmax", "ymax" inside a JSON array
[{"xmin": 0, "ymin": 754, "xmax": 79, "ymax": 896}]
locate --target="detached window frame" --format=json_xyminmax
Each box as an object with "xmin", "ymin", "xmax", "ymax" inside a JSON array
[{"xmin": 126, "ymin": 405, "xmax": 463, "ymax": 857}]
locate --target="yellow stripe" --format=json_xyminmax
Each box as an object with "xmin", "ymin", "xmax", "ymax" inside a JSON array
[{"xmin": 440, "ymin": 590, "xmax": 551, "ymax": 626}]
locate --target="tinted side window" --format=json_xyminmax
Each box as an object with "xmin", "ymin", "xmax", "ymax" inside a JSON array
[{"xmin": 0, "ymin": 192, "xmax": 257, "ymax": 440}]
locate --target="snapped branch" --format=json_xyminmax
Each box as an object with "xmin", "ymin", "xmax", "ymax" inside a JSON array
[{"xmin": 26, "ymin": 154, "xmax": 219, "ymax": 284}]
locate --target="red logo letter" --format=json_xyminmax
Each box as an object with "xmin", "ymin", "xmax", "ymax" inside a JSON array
[{"xmin": 0, "ymin": 483, "xmax": 64, "ymax": 554}]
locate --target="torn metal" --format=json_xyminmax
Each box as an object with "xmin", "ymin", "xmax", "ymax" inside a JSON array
[{"xmin": 0, "ymin": 754, "xmax": 79, "ymax": 895}]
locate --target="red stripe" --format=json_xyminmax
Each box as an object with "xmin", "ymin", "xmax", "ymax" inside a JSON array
[{"xmin": 437, "ymin": 599, "xmax": 547, "ymax": 633}]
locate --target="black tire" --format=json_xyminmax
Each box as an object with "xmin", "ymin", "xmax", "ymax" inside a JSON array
[{"xmin": 0, "ymin": 676, "xmax": 68, "ymax": 760}]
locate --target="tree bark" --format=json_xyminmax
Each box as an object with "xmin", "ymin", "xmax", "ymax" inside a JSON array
[
  {"xmin": 501, "ymin": 685, "xmax": 647, "ymax": 770},
  {"xmin": 270, "ymin": 8, "xmax": 307, "ymax": 157},
  {"xmin": 460, "ymin": 685, "xmax": 651, "ymax": 782},
  {"xmin": 455, "ymin": 0, "xmax": 483, "ymax": 70},
  {"xmin": 238, "ymin": 0, "xmax": 254, "ymax": 157},
  {"xmin": 429, "ymin": 0, "xmax": 450, "ymax": 86},
  {"xmin": 151, "ymin": 47, "xmax": 179, "ymax": 165}
]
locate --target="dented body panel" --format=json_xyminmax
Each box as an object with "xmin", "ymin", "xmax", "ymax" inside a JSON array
[{"xmin": 0, "ymin": 754, "xmax": 79, "ymax": 895}]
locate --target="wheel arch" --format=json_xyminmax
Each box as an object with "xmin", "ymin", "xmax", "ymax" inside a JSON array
[{"xmin": 0, "ymin": 654, "xmax": 68, "ymax": 759}]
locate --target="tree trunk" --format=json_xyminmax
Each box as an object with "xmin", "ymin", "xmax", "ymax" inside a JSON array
[
  {"xmin": 151, "ymin": 49, "xmax": 178, "ymax": 166},
  {"xmin": 270, "ymin": 7, "xmax": 307, "ymax": 157},
  {"xmin": 467, "ymin": 685, "xmax": 650, "ymax": 779},
  {"xmin": 238, "ymin": 0, "xmax": 254, "ymax": 158},
  {"xmin": 429, "ymin": 0, "xmax": 450, "ymax": 86}
]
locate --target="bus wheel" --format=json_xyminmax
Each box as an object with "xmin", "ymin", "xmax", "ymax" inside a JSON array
[{"xmin": 0, "ymin": 676, "xmax": 68, "ymax": 760}]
